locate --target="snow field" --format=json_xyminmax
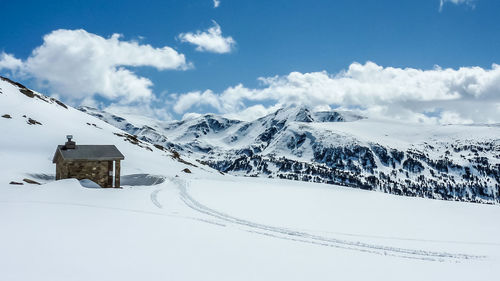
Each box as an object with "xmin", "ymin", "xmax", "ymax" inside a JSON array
[{"xmin": 1, "ymin": 177, "xmax": 499, "ymax": 281}]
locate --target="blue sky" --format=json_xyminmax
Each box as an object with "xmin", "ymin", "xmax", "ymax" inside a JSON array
[{"xmin": 1, "ymin": 0, "xmax": 499, "ymax": 123}]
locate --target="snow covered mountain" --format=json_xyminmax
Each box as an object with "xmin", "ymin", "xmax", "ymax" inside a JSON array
[
  {"xmin": 81, "ymin": 105, "xmax": 500, "ymax": 204},
  {"xmin": 1, "ymin": 73, "xmax": 498, "ymax": 204},
  {"xmin": 0, "ymin": 75, "xmax": 210, "ymax": 184}
]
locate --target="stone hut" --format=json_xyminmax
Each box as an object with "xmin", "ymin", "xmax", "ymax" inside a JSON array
[{"xmin": 52, "ymin": 136, "xmax": 124, "ymax": 188}]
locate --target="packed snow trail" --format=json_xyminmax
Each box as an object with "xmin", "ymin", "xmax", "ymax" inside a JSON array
[
  {"xmin": 150, "ymin": 189, "xmax": 163, "ymax": 209},
  {"xmin": 173, "ymin": 178, "xmax": 484, "ymax": 262}
]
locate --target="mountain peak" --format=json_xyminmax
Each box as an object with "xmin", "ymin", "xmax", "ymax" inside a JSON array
[
  {"xmin": 262, "ymin": 105, "xmax": 364, "ymax": 124},
  {"xmin": 270, "ymin": 106, "xmax": 314, "ymax": 123}
]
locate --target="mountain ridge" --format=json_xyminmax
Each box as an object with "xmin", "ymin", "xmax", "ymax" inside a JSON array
[
  {"xmin": 2, "ymin": 74, "xmax": 498, "ymax": 204},
  {"xmin": 80, "ymin": 104, "xmax": 500, "ymax": 204}
]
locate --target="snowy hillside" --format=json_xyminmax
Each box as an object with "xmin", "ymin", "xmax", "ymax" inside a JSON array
[
  {"xmin": 1, "ymin": 76, "xmax": 500, "ymax": 281},
  {"xmin": 81, "ymin": 105, "xmax": 500, "ymax": 204},
  {"xmin": 0, "ymin": 75, "xmax": 210, "ymax": 183}
]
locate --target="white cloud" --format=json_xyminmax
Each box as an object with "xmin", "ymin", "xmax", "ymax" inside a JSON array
[
  {"xmin": 439, "ymin": 0, "xmax": 476, "ymax": 11},
  {"xmin": 0, "ymin": 52, "xmax": 23, "ymax": 71},
  {"xmin": 439, "ymin": 111, "xmax": 474, "ymax": 124},
  {"xmin": 213, "ymin": 0, "xmax": 220, "ymax": 8},
  {"xmin": 105, "ymin": 102, "xmax": 174, "ymax": 121},
  {"xmin": 178, "ymin": 21, "xmax": 235, "ymax": 54},
  {"xmin": 0, "ymin": 29, "xmax": 189, "ymax": 104},
  {"xmin": 173, "ymin": 90, "xmax": 222, "ymax": 114},
  {"xmin": 172, "ymin": 61, "xmax": 500, "ymax": 124}
]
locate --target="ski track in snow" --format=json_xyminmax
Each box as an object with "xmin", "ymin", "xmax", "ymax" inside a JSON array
[
  {"xmin": 173, "ymin": 179, "xmax": 485, "ymax": 262},
  {"xmin": 0, "ymin": 199, "xmax": 226, "ymax": 228},
  {"xmin": 0, "ymin": 200, "xmax": 170, "ymax": 217},
  {"xmin": 150, "ymin": 188, "xmax": 163, "ymax": 208}
]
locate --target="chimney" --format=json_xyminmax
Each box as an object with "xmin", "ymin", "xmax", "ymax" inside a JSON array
[{"xmin": 64, "ymin": 135, "xmax": 76, "ymax": 149}]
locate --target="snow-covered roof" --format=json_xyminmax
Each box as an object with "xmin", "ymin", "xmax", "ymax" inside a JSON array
[{"xmin": 52, "ymin": 145, "xmax": 124, "ymax": 163}]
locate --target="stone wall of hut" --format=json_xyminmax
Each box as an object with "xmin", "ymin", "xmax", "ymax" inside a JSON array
[{"xmin": 56, "ymin": 160, "xmax": 112, "ymax": 187}]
